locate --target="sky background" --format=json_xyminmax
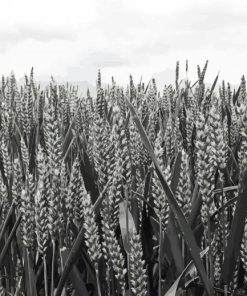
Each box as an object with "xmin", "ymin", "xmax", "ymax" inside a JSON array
[{"xmin": 1, "ymin": 0, "xmax": 247, "ymax": 89}]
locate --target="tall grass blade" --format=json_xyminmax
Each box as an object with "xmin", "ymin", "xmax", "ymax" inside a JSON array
[
  {"xmin": 221, "ymin": 169, "xmax": 247, "ymax": 285},
  {"xmin": 126, "ymin": 98, "xmax": 213, "ymax": 295},
  {"xmin": 164, "ymin": 247, "xmax": 209, "ymax": 296}
]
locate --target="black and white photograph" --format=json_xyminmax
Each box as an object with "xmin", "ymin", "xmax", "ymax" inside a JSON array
[{"xmin": 0, "ymin": 0, "xmax": 246, "ymax": 295}]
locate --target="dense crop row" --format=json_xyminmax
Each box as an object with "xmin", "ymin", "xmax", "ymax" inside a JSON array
[{"xmin": 0, "ymin": 62, "xmax": 247, "ymax": 295}]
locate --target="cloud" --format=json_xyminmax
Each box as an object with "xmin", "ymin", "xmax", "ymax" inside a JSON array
[
  {"xmin": 62, "ymin": 51, "xmax": 128, "ymax": 84},
  {"xmin": 0, "ymin": 0, "xmax": 246, "ymax": 85},
  {"xmin": 133, "ymin": 40, "xmax": 171, "ymax": 57},
  {"xmin": 177, "ymin": 2, "xmax": 247, "ymax": 32},
  {"xmin": 83, "ymin": 52, "xmax": 129, "ymax": 68},
  {"xmin": 125, "ymin": 1, "xmax": 247, "ymax": 60},
  {"xmin": 93, "ymin": 1, "xmax": 149, "ymax": 40},
  {"xmin": 0, "ymin": 23, "xmax": 77, "ymax": 52}
]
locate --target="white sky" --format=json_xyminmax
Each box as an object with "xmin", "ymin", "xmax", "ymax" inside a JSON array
[{"xmin": 1, "ymin": 0, "xmax": 247, "ymax": 87}]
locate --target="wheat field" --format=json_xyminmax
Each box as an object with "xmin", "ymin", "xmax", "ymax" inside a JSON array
[{"xmin": 0, "ymin": 61, "xmax": 246, "ymax": 296}]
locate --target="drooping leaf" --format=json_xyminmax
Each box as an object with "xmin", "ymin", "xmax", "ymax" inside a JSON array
[
  {"xmin": 119, "ymin": 200, "xmax": 136, "ymax": 253},
  {"xmin": 221, "ymin": 169, "xmax": 247, "ymax": 285},
  {"xmin": 164, "ymin": 247, "xmax": 209, "ymax": 296}
]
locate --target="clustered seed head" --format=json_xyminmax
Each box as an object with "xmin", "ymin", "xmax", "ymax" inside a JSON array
[
  {"xmin": 81, "ymin": 193, "xmax": 102, "ymax": 265},
  {"xmin": 1, "ymin": 64, "xmax": 247, "ymax": 295},
  {"xmin": 129, "ymin": 232, "xmax": 148, "ymax": 296}
]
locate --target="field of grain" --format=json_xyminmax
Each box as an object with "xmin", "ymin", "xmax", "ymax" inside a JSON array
[{"xmin": 0, "ymin": 61, "xmax": 246, "ymax": 296}]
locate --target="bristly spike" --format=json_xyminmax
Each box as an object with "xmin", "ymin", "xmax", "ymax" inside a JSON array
[
  {"xmin": 97, "ymin": 69, "xmax": 101, "ymax": 88},
  {"xmin": 176, "ymin": 60, "xmax": 179, "ymax": 90}
]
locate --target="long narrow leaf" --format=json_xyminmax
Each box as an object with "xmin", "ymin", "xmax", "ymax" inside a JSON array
[
  {"xmin": 55, "ymin": 180, "xmax": 111, "ymax": 296},
  {"xmin": 24, "ymin": 249, "xmax": 37, "ymax": 296},
  {"xmin": 167, "ymin": 152, "xmax": 184, "ymax": 274},
  {"xmin": 0, "ymin": 215, "xmax": 21, "ymax": 268},
  {"xmin": 126, "ymin": 99, "xmax": 213, "ymax": 295},
  {"xmin": 119, "ymin": 201, "xmax": 136, "ymax": 253},
  {"xmin": 165, "ymin": 247, "xmax": 209, "ymax": 296},
  {"xmin": 60, "ymin": 249, "xmax": 89, "ymax": 296},
  {"xmin": 221, "ymin": 169, "xmax": 247, "ymax": 284},
  {"xmin": 0, "ymin": 203, "xmax": 15, "ymax": 245}
]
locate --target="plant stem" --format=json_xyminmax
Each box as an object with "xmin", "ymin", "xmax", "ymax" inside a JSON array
[
  {"xmin": 125, "ymin": 188, "xmax": 132, "ymax": 296},
  {"xmin": 127, "ymin": 253, "xmax": 131, "ymax": 296},
  {"xmin": 51, "ymin": 239, "xmax": 56, "ymax": 296},
  {"xmin": 219, "ymin": 175, "xmax": 227, "ymax": 255},
  {"xmin": 95, "ymin": 263, "xmax": 102, "ymax": 296},
  {"xmin": 27, "ymin": 249, "xmax": 33, "ymax": 296},
  {"xmin": 205, "ymin": 236, "xmax": 209, "ymax": 278},
  {"xmin": 106, "ymin": 261, "xmax": 111, "ymax": 296},
  {"xmin": 207, "ymin": 216, "xmax": 214, "ymax": 287},
  {"xmin": 158, "ymin": 217, "xmax": 162, "ymax": 296},
  {"xmin": 224, "ymin": 284, "xmax": 228, "ymax": 296},
  {"xmin": 43, "ymin": 255, "xmax": 48, "ymax": 296}
]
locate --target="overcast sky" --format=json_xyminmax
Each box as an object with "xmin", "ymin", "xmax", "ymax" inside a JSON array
[{"xmin": 1, "ymin": 0, "xmax": 247, "ymax": 87}]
